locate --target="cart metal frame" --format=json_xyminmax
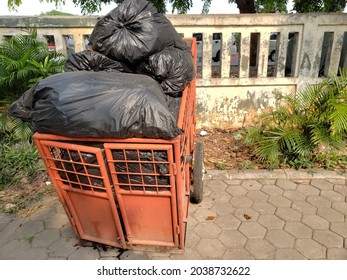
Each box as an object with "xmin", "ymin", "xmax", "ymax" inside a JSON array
[{"xmin": 33, "ymin": 38, "xmax": 199, "ymax": 251}]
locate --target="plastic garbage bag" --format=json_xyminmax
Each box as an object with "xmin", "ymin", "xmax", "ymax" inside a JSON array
[
  {"xmin": 89, "ymin": 0, "xmax": 188, "ymax": 65},
  {"xmin": 64, "ymin": 50, "xmax": 134, "ymax": 73},
  {"xmin": 7, "ymin": 71, "xmax": 183, "ymax": 139},
  {"xmin": 136, "ymin": 47, "xmax": 195, "ymax": 97}
]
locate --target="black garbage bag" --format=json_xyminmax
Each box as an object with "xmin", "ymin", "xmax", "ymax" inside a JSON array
[
  {"xmin": 8, "ymin": 71, "xmax": 183, "ymax": 139},
  {"xmin": 136, "ymin": 47, "xmax": 195, "ymax": 97},
  {"xmin": 56, "ymin": 143, "xmax": 106, "ymax": 190},
  {"xmin": 64, "ymin": 50, "xmax": 134, "ymax": 73},
  {"xmin": 111, "ymin": 149, "xmax": 170, "ymax": 190},
  {"xmin": 89, "ymin": 0, "xmax": 188, "ymax": 65}
]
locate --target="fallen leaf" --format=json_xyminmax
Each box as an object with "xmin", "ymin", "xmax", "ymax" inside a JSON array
[
  {"xmin": 206, "ymin": 216, "xmax": 216, "ymax": 221},
  {"xmin": 244, "ymin": 214, "xmax": 252, "ymax": 220}
]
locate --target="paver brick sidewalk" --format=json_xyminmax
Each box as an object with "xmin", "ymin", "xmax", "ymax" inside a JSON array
[{"xmin": 0, "ymin": 169, "xmax": 346, "ymax": 260}]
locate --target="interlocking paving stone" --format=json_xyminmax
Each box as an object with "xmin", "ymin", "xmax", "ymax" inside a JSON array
[
  {"xmin": 48, "ymin": 238, "xmax": 78, "ymax": 258},
  {"xmin": 292, "ymin": 201, "xmax": 317, "ymax": 215},
  {"xmin": 274, "ymin": 248, "xmax": 307, "ymax": 260},
  {"xmin": 187, "ymin": 215, "xmax": 198, "ymax": 231},
  {"xmin": 60, "ymin": 224, "xmax": 76, "ymax": 238},
  {"xmin": 223, "ymin": 179, "xmax": 243, "ymax": 185},
  {"xmin": 214, "ymin": 215, "xmax": 241, "ymax": 230},
  {"xmin": 327, "ymin": 248, "xmax": 347, "ymax": 260},
  {"xmin": 283, "ymin": 190, "xmax": 307, "ymax": 201},
  {"xmin": 261, "ymin": 185, "xmax": 284, "ymax": 196},
  {"xmin": 275, "ymin": 208, "xmax": 302, "ymax": 222},
  {"xmin": 185, "ymin": 232, "xmax": 200, "ymax": 248},
  {"xmin": 311, "ymin": 179, "xmax": 334, "ymax": 190},
  {"xmin": 29, "ymin": 206, "xmax": 57, "ymax": 221},
  {"xmin": 258, "ymin": 215, "xmax": 285, "ymax": 229},
  {"xmin": 245, "ymin": 239, "xmax": 276, "ymax": 259},
  {"xmin": 55, "ymin": 203, "xmax": 66, "ymax": 214},
  {"xmin": 332, "ymin": 201, "xmax": 347, "ymax": 215},
  {"xmin": 188, "ymin": 204, "xmax": 197, "ymax": 214},
  {"xmin": 284, "ymin": 222, "xmax": 313, "ymax": 238},
  {"xmin": 210, "ymin": 202, "xmax": 236, "ymax": 216},
  {"xmin": 14, "ymin": 220, "xmax": 45, "ymax": 239},
  {"xmin": 246, "ymin": 191, "xmax": 269, "ymax": 202},
  {"xmin": 239, "ymin": 222, "xmax": 266, "ymax": 238},
  {"xmin": 241, "ymin": 180, "xmax": 262, "ymax": 191},
  {"xmin": 206, "ymin": 180, "xmax": 228, "ymax": 191},
  {"xmin": 306, "ymin": 196, "xmax": 332, "ymax": 208},
  {"xmin": 119, "ymin": 250, "xmax": 151, "ymax": 260},
  {"xmin": 317, "ymin": 208, "xmax": 344, "ymax": 222},
  {"xmin": 196, "ymin": 196, "xmax": 215, "ymax": 209},
  {"xmin": 268, "ymin": 196, "xmax": 292, "ymax": 208},
  {"xmin": 265, "ymin": 229, "xmax": 295, "ymax": 248},
  {"xmin": 194, "ymin": 222, "xmax": 222, "ymax": 239},
  {"xmin": 276, "ymin": 179, "xmax": 298, "ymax": 190},
  {"xmin": 297, "ymin": 185, "xmax": 320, "ymax": 196},
  {"xmin": 170, "ymin": 249, "xmax": 202, "ymax": 260},
  {"xmin": 203, "ymin": 186, "xmax": 212, "ymax": 197},
  {"xmin": 333, "ymin": 185, "xmax": 347, "ymax": 196},
  {"xmin": 193, "ymin": 209, "xmax": 218, "ymax": 223},
  {"xmin": 302, "ymin": 215, "xmax": 330, "ymax": 230},
  {"xmin": 320, "ymin": 190, "xmax": 345, "ymax": 202},
  {"xmin": 258, "ymin": 179, "xmax": 277, "ymax": 185},
  {"xmin": 68, "ymin": 246, "xmax": 100, "ymax": 260},
  {"xmin": 313, "ymin": 230, "xmax": 344, "ymax": 248},
  {"xmin": 223, "ymin": 248, "xmax": 255, "ymax": 260},
  {"xmin": 44, "ymin": 213, "xmax": 70, "ymax": 229},
  {"xmin": 234, "ymin": 208, "xmax": 260, "ymax": 222},
  {"xmin": 0, "ymin": 239, "xmax": 48, "ymax": 260},
  {"xmin": 195, "ymin": 239, "xmax": 226, "ymax": 259},
  {"xmin": 327, "ymin": 179, "xmax": 346, "ymax": 185},
  {"xmin": 294, "ymin": 239, "xmax": 326, "ymax": 259},
  {"xmin": 229, "ymin": 196, "xmax": 253, "ymax": 208},
  {"xmin": 98, "ymin": 247, "xmax": 122, "ymax": 258},
  {"xmin": 147, "ymin": 252, "xmax": 172, "ymax": 260},
  {"xmin": 31, "ymin": 229, "xmax": 61, "ymax": 248},
  {"xmin": 209, "ymin": 190, "xmax": 231, "ymax": 202},
  {"xmin": 0, "ymin": 213, "xmax": 15, "ymax": 232},
  {"xmin": 1, "ymin": 169, "xmax": 345, "ymax": 261},
  {"xmin": 218, "ymin": 230, "xmax": 247, "ymax": 248},
  {"xmin": 226, "ymin": 185, "xmax": 248, "ymax": 196},
  {"xmin": 330, "ymin": 222, "xmax": 347, "ymax": 238},
  {"xmin": 251, "ymin": 202, "xmax": 276, "ymax": 215}
]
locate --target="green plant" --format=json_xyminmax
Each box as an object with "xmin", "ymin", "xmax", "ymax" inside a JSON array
[
  {"xmin": 25, "ymin": 235, "xmax": 35, "ymax": 244},
  {"xmin": 0, "ymin": 26, "xmax": 65, "ymax": 100},
  {"xmin": 245, "ymin": 68, "xmax": 347, "ymax": 169},
  {"xmin": 0, "ymin": 135, "xmax": 44, "ymax": 190},
  {"xmin": 237, "ymin": 160, "xmax": 254, "ymax": 170},
  {"xmin": 215, "ymin": 161, "xmax": 226, "ymax": 170}
]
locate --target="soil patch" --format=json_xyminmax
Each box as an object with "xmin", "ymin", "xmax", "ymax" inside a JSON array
[
  {"xmin": 195, "ymin": 128, "xmax": 263, "ymax": 170},
  {"xmin": 0, "ymin": 171, "xmax": 55, "ymax": 215}
]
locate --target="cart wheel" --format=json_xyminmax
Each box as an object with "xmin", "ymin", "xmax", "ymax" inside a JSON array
[{"xmin": 190, "ymin": 141, "xmax": 204, "ymax": 204}]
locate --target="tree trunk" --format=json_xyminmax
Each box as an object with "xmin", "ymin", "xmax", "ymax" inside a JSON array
[{"xmin": 235, "ymin": 0, "xmax": 257, "ymax": 66}]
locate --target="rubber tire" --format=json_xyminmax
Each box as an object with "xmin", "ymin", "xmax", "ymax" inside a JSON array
[{"xmin": 190, "ymin": 141, "xmax": 204, "ymax": 204}]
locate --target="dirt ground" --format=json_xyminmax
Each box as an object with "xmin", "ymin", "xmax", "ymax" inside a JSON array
[{"xmin": 195, "ymin": 128, "xmax": 261, "ymax": 170}]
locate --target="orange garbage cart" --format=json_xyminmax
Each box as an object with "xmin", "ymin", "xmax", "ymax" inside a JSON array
[{"xmin": 33, "ymin": 38, "xmax": 204, "ymax": 252}]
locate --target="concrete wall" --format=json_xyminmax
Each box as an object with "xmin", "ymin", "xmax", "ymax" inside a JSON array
[{"xmin": 1, "ymin": 13, "xmax": 347, "ymax": 129}]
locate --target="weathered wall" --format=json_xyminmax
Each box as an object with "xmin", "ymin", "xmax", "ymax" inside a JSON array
[{"xmin": 1, "ymin": 13, "xmax": 346, "ymax": 129}]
